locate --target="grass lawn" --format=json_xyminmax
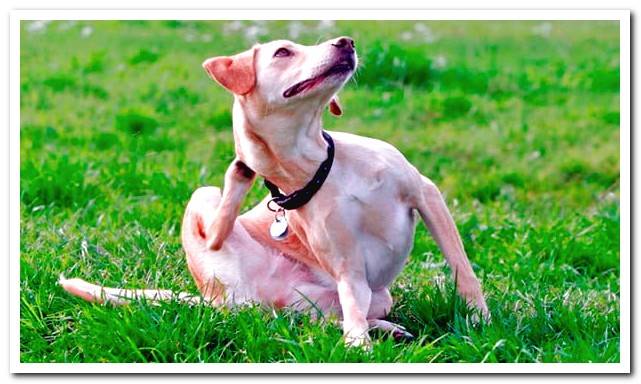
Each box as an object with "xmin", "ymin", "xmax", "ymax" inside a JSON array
[{"xmin": 20, "ymin": 20, "xmax": 620, "ymax": 363}]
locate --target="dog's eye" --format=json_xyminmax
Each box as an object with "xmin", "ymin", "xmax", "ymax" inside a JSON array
[{"xmin": 273, "ymin": 48, "xmax": 292, "ymax": 58}]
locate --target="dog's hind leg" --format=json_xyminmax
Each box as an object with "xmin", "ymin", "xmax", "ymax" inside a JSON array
[
  {"xmin": 205, "ymin": 159, "xmax": 256, "ymax": 251},
  {"xmin": 364, "ymin": 289, "xmax": 413, "ymax": 340},
  {"xmin": 367, "ymin": 288, "xmax": 393, "ymax": 319},
  {"xmin": 60, "ymin": 186, "xmax": 225, "ymax": 307},
  {"xmin": 181, "ymin": 186, "xmax": 231, "ymax": 304},
  {"xmin": 181, "ymin": 185, "xmax": 281, "ymax": 306}
]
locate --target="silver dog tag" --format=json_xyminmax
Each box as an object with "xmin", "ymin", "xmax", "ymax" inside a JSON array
[{"xmin": 269, "ymin": 210, "xmax": 288, "ymax": 240}]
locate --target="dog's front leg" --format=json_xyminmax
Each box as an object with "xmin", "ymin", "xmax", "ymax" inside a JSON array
[
  {"xmin": 320, "ymin": 216, "xmax": 373, "ymax": 347},
  {"xmin": 206, "ymin": 159, "xmax": 255, "ymax": 250},
  {"xmin": 416, "ymin": 175, "xmax": 490, "ymax": 321},
  {"xmin": 336, "ymin": 252, "xmax": 372, "ymax": 347},
  {"xmin": 337, "ymin": 274, "xmax": 372, "ymax": 347}
]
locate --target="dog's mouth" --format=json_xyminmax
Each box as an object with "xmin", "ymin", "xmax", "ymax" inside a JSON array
[{"xmin": 283, "ymin": 56, "xmax": 355, "ymax": 98}]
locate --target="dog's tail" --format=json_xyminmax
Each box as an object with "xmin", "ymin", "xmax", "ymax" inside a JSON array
[{"xmin": 59, "ymin": 274, "xmax": 204, "ymax": 306}]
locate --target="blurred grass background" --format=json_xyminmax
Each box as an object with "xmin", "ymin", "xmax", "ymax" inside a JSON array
[{"xmin": 20, "ymin": 20, "xmax": 620, "ymax": 363}]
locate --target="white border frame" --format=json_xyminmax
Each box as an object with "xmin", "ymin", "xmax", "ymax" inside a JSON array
[{"xmin": 9, "ymin": 9, "xmax": 631, "ymax": 374}]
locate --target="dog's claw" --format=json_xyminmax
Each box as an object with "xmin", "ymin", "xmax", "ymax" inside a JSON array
[
  {"xmin": 392, "ymin": 328, "xmax": 415, "ymax": 341},
  {"xmin": 368, "ymin": 319, "xmax": 414, "ymax": 342}
]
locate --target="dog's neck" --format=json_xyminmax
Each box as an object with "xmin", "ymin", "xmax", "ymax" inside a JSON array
[{"xmin": 232, "ymin": 98, "xmax": 330, "ymax": 194}]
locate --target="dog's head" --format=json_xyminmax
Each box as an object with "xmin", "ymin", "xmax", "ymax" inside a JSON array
[{"xmin": 202, "ymin": 37, "xmax": 357, "ymax": 117}]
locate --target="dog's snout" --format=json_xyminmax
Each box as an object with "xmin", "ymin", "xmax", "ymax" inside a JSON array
[{"xmin": 332, "ymin": 37, "xmax": 355, "ymax": 52}]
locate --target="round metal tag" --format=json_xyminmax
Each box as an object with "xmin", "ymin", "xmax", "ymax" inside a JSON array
[{"xmin": 269, "ymin": 215, "xmax": 289, "ymax": 240}]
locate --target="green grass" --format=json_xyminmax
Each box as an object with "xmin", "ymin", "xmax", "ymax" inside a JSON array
[{"xmin": 20, "ymin": 20, "xmax": 620, "ymax": 363}]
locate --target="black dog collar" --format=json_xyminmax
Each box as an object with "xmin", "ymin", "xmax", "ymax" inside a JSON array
[{"xmin": 264, "ymin": 131, "xmax": 335, "ymax": 211}]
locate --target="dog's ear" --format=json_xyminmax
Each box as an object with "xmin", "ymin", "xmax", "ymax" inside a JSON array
[
  {"xmin": 328, "ymin": 96, "xmax": 343, "ymax": 116},
  {"xmin": 202, "ymin": 47, "xmax": 256, "ymax": 95}
]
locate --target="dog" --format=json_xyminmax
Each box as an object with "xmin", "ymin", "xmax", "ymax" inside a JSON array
[{"xmin": 61, "ymin": 36, "xmax": 489, "ymax": 347}]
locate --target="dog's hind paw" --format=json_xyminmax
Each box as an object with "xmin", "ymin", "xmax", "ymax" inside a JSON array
[{"xmin": 368, "ymin": 319, "xmax": 414, "ymax": 342}]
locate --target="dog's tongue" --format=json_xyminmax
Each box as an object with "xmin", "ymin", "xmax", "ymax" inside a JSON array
[{"xmin": 283, "ymin": 77, "xmax": 323, "ymax": 98}]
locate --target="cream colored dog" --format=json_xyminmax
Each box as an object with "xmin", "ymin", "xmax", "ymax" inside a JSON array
[{"xmin": 61, "ymin": 36, "xmax": 489, "ymax": 347}]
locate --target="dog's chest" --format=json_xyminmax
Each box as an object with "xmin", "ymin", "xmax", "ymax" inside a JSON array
[
  {"xmin": 291, "ymin": 185, "xmax": 418, "ymax": 289},
  {"xmin": 359, "ymin": 201, "xmax": 417, "ymax": 289}
]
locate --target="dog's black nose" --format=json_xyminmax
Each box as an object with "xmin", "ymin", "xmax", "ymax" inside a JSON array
[{"xmin": 332, "ymin": 37, "xmax": 355, "ymax": 52}]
